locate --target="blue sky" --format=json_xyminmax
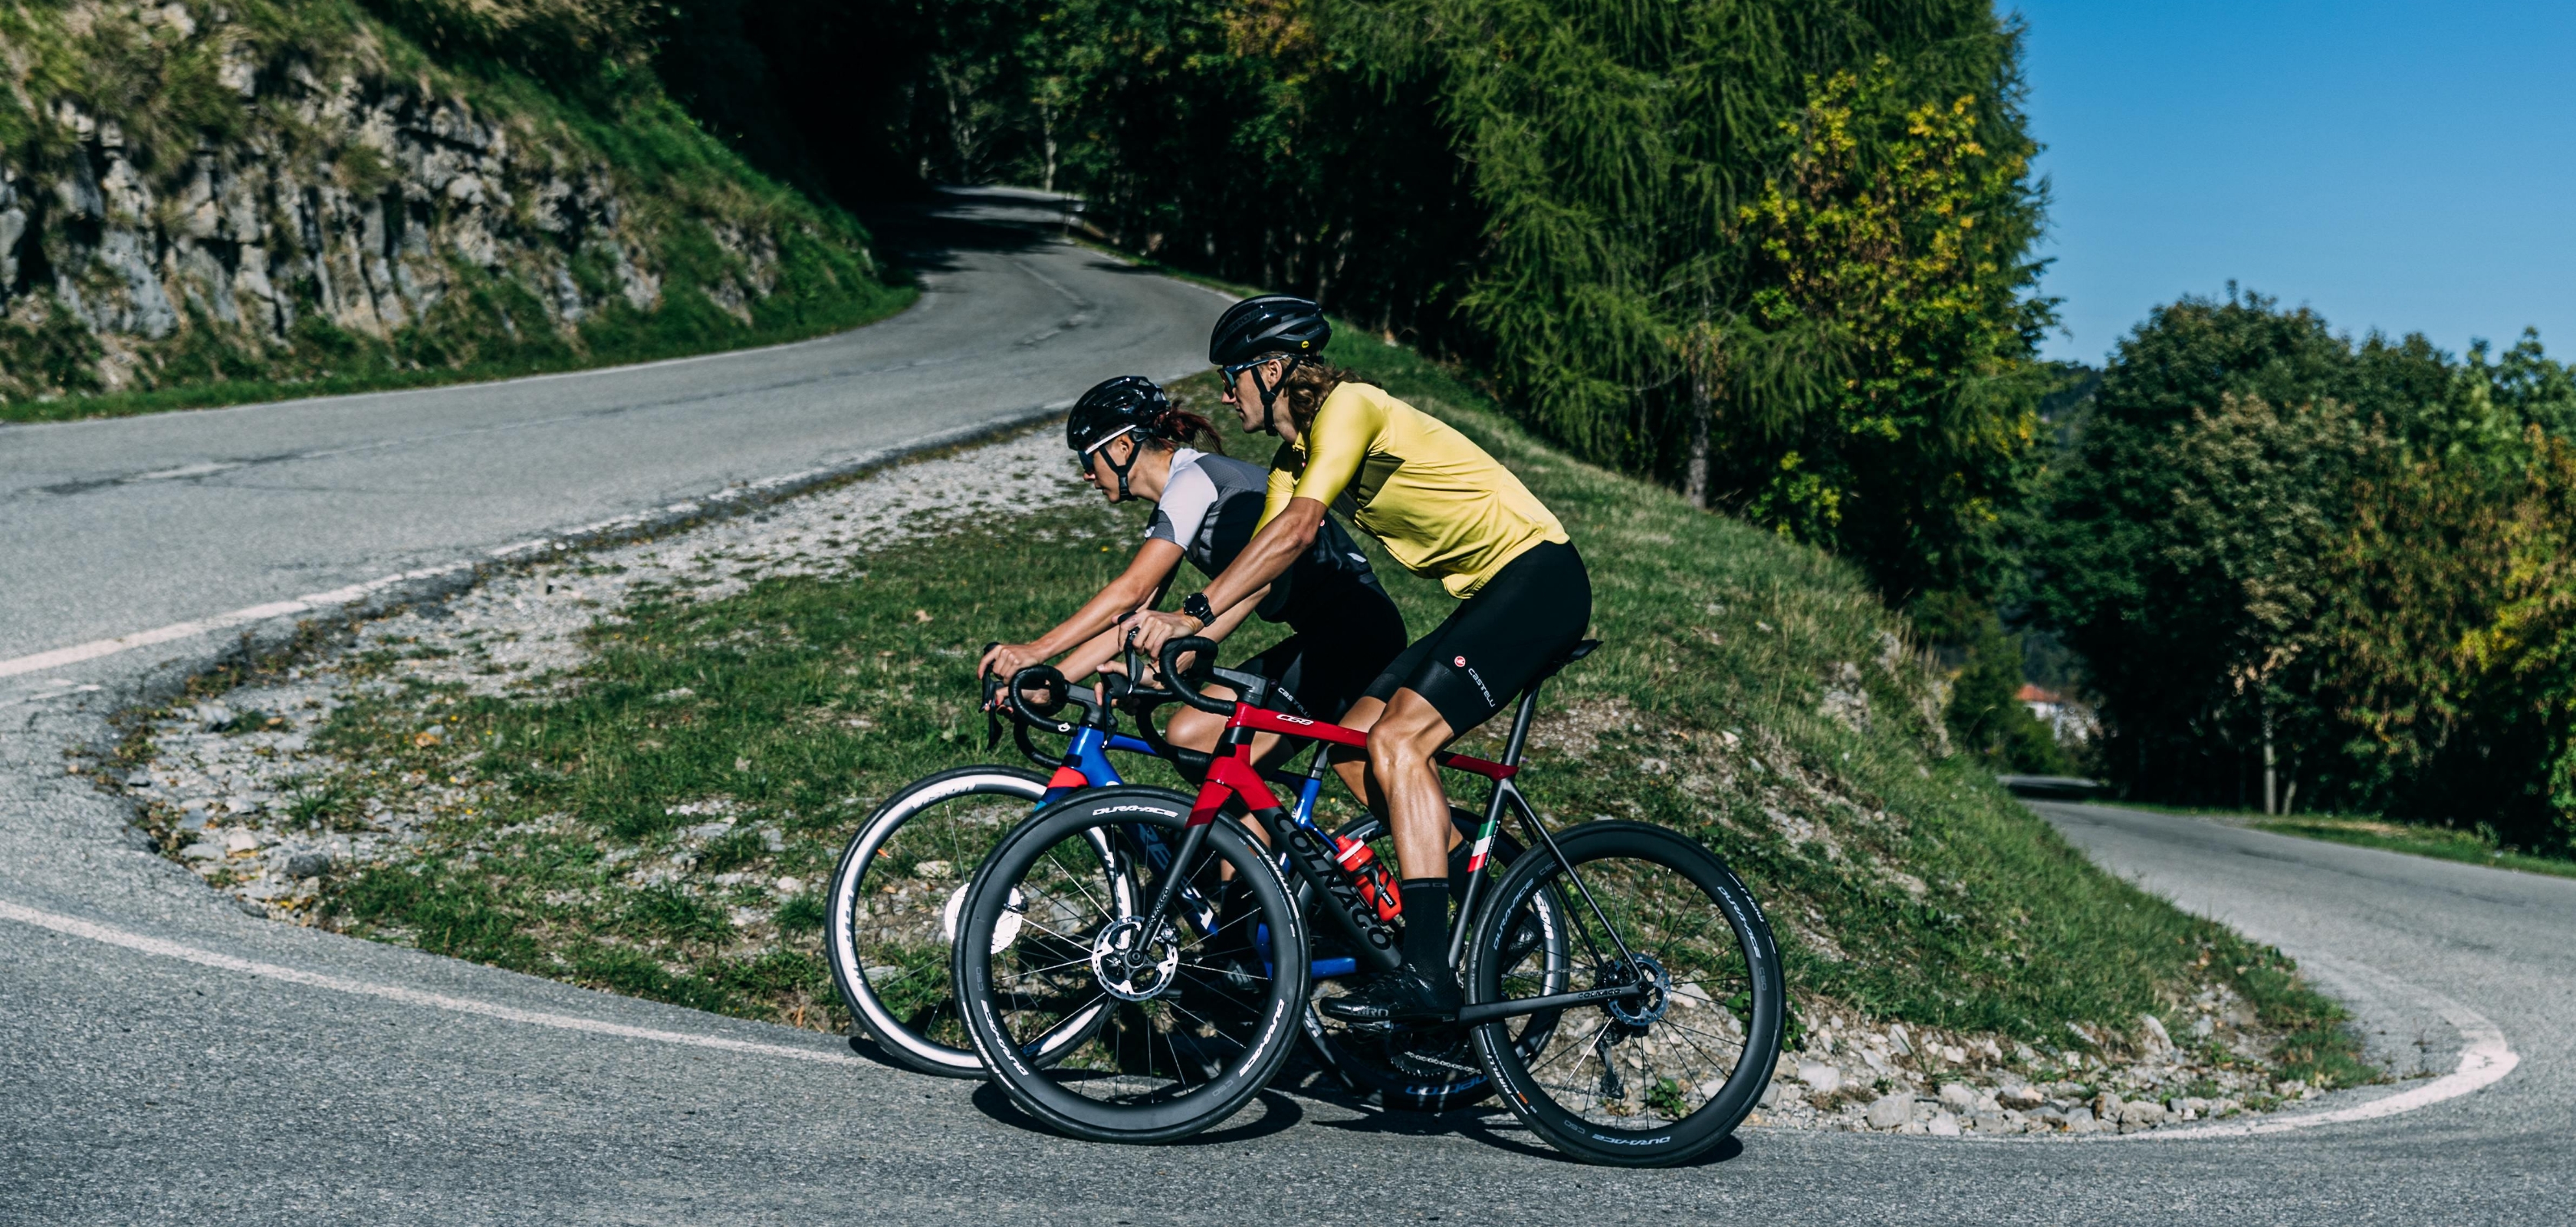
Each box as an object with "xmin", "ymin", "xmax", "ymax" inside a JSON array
[{"xmin": 2010, "ymin": 1, "xmax": 2576, "ymax": 365}]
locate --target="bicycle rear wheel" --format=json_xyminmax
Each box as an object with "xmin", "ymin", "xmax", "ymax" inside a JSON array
[
  {"xmin": 825, "ymin": 766, "xmax": 1049, "ymax": 1077},
  {"xmin": 955, "ymin": 786, "xmax": 1307, "ymax": 1143},
  {"xmin": 1466, "ymin": 821, "xmax": 1783, "ymax": 1167}
]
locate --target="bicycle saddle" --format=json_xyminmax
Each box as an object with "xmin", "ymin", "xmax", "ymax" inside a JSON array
[{"xmin": 1526, "ymin": 637, "xmax": 1601, "ymax": 687}]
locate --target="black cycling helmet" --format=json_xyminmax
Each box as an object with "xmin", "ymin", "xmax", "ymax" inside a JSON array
[
  {"xmin": 1209, "ymin": 296, "xmax": 1329, "ymax": 434},
  {"xmin": 1067, "ymin": 375, "xmax": 1171, "ymax": 501}
]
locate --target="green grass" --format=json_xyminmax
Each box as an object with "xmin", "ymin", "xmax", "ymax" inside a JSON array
[{"xmin": 243, "ymin": 327, "xmax": 2371, "ymax": 1091}]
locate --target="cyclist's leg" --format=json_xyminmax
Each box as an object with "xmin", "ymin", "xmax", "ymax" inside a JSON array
[
  {"xmin": 1352, "ymin": 543, "xmax": 1594, "ymax": 875},
  {"xmin": 1160, "ymin": 680, "xmax": 1243, "ymax": 756},
  {"xmin": 1322, "ymin": 546, "xmax": 1591, "ymax": 1023},
  {"xmin": 1161, "ymin": 636, "xmax": 1303, "ymax": 764}
]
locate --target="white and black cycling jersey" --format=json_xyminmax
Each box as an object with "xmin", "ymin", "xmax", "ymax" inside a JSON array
[{"xmin": 1147, "ymin": 448, "xmax": 1385, "ymax": 625}]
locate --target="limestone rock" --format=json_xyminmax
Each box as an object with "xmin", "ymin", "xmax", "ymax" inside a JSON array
[
  {"xmin": 1796, "ymin": 1062, "xmax": 1842, "ymax": 1096},
  {"xmin": 1865, "ymin": 1093, "xmax": 1914, "ymax": 1130}
]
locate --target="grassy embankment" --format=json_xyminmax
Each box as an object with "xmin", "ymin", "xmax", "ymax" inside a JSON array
[
  {"xmin": 175, "ymin": 328, "xmax": 2372, "ymax": 1090},
  {"xmin": 0, "ymin": 0, "xmax": 909, "ymax": 424}
]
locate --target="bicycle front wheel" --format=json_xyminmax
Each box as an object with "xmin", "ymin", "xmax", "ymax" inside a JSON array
[
  {"xmin": 825, "ymin": 766, "xmax": 1048, "ymax": 1077},
  {"xmin": 1466, "ymin": 821, "xmax": 1783, "ymax": 1167},
  {"xmin": 955, "ymin": 786, "xmax": 1307, "ymax": 1143}
]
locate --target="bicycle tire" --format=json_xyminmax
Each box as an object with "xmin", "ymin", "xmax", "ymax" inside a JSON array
[
  {"xmin": 824, "ymin": 765, "xmax": 1050, "ymax": 1077},
  {"xmin": 955, "ymin": 786, "xmax": 1307, "ymax": 1143},
  {"xmin": 1466, "ymin": 821, "xmax": 1783, "ymax": 1167}
]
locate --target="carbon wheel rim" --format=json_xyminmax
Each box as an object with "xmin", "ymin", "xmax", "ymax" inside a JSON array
[{"xmin": 826, "ymin": 768, "xmax": 1050, "ymax": 1073}]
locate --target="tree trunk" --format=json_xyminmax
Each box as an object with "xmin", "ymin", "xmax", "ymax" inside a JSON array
[
  {"xmin": 1040, "ymin": 104, "xmax": 1058, "ymax": 194},
  {"xmin": 2261, "ymin": 699, "xmax": 2278, "ymax": 816},
  {"xmin": 1684, "ymin": 372, "xmax": 1713, "ymax": 509}
]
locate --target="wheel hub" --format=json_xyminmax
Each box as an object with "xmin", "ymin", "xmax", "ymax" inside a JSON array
[
  {"xmin": 1602, "ymin": 952, "xmax": 1671, "ymax": 1028},
  {"xmin": 1091, "ymin": 916, "xmax": 1181, "ymax": 1002}
]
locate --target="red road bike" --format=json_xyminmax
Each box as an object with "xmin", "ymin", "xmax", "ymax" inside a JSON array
[{"xmin": 949, "ymin": 635, "xmax": 1785, "ymax": 1166}]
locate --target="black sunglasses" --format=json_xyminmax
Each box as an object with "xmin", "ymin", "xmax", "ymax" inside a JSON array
[{"xmin": 1220, "ymin": 359, "xmax": 1270, "ymax": 391}]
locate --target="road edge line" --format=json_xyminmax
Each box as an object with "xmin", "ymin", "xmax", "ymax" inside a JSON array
[
  {"xmin": 2091, "ymin": 956, "xmax": 2516, "ymax": 1142},
  {"xmin": 0, "ymin": 898, "xmax": 864, "ymax": 1067}
]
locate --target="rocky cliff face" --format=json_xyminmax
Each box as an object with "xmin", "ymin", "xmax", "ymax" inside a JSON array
[{"xmin": 0, "ymin": 1, "xmax": 885, "ymax": 406}]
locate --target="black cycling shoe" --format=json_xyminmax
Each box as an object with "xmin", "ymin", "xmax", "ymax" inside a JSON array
[{"xmin": 1318, "ymin": 963, "xmax": 1461, "ymax": 1027}]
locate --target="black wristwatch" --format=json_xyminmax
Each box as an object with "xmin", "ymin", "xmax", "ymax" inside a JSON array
[{"xmin": 1181, "ymin": 592, "xmax": 1216, "ymax": 625}]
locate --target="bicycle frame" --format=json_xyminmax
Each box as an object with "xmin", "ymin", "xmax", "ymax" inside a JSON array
[
  {"xmin": 1130, "ymin": 637, "xmax": 1651, "ymax": 1025},
  {"xmin": 1005, "ymin": 684, "xmax": 1359, "ymax": 974}
]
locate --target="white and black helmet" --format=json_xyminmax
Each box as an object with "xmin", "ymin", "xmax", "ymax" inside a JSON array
[{"xmin": 1068, "ymin": 375, "xmax": 1175, "ymax": 500}]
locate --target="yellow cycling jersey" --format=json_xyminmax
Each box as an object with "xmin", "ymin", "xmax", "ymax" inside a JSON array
[{"xmin": 1259, "ymin": 382, "xmax": 1568, "ymax": 597}]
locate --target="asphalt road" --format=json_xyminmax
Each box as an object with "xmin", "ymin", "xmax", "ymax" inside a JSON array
[{"xmin": 1, "ymin": 194, "xmax": 2565, "ymax": 1224}]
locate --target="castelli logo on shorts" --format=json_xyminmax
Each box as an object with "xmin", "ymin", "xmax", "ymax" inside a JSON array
[{"xmin": 1453, "ymin": 655, "xmax": 1467, "ymax": 667}]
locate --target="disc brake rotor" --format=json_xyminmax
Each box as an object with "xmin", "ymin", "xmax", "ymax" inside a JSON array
[
  {"xmin": 1603, "ymin": 952, "xmax": 1671, "ymax": 1028},
  {"xmin": 1090, "ymin": 916, "xmax": 1181, "ymax": 1002}
]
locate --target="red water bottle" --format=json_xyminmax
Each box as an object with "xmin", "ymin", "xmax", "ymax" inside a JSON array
[{"xmin": 1333, "ymin": 835, "xmax": 1403, "ymax": 922}]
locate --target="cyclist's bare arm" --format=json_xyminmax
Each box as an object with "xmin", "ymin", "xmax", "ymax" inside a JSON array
[
  {"xmin": 1057, "ymin": 582, "xmax": 1270, "ymax": 683},
  {"xmin": 1132, "ymin": 498, "xmax": 1323, "ymax": 653},
  {"xmin": 979, "ymin": 538, "xmax": 1183, "ymax": 682}
]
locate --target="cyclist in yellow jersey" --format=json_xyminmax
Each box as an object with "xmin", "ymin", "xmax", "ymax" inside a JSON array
[
  {"xmin": 1257, "ymin": 380, "xmax": 1566, "ymax": 597},
  {"xmin": 1133, "ymin": 296, "xmax": 1593, "ymax": 1025}
]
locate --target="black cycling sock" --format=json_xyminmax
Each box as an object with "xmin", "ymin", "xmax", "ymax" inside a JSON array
[{"xmin": 1398, "ymin": 877, "xmax": 1451, "ymax": 972}]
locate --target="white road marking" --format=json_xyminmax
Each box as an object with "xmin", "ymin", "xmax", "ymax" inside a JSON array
[
  {"xmin": 0, "ymin": 564, "xmax": 475, "ymax": 679},
  {"xmin": 0, "ymin": 898, "xmax": 865, "ymax": 1067},
  {"xmin": 132, "ymin": 461, "xmax": 244, "ymax": 482},
  {"xmin": 2088, "ymin": 956, "xmax": 2518, "ymax": 1141},
  {"xmin": 1878, "ymin": 958, "xmax": 2518, "ymax": 1145}
]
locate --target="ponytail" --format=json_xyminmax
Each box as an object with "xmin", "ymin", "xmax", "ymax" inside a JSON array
[{"xmin": 1145, "ymin": 407, "xmax": 1224, "ymax": 455}]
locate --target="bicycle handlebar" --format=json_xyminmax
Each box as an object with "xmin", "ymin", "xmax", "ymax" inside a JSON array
[
  {"xmin": 1004, "ymin": 664, "xmax": 1081, "ymax": 732},
  {"xmin": 1158, "ymin": 637, "xmax": 1233, "ymax": 715}
]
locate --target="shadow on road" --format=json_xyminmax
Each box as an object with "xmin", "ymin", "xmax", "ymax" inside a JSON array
[
  {"xmin": 860, "ymin": 186, "xmax": 1086, "ymax": 283},
  {"xmin": 957, "ymin": 1054, "xmax": 1756, "ymax": 1166},
  {"xmin": 843, "ymin": 1032, "xmax": 949, "ymax": 1075},
  {"xmin": 968, "ymin": 1081, "xmax": 1309, "ymax": 1146}
]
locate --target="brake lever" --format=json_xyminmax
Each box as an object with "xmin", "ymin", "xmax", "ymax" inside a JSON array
[{"xmin": 979, "ymin": 643, "xmax": 1006, "ymax": 749}]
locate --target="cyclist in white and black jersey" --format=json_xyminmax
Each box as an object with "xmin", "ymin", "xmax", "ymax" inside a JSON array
[{"xmin": 978, "ymin": 376, "xmax": 1406, "ymax": 759}]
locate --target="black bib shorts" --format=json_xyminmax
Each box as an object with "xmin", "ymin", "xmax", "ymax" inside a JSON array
[{"xmin": 1362, "ymin": 541, "xmax": 1592, "ymax": 735}]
